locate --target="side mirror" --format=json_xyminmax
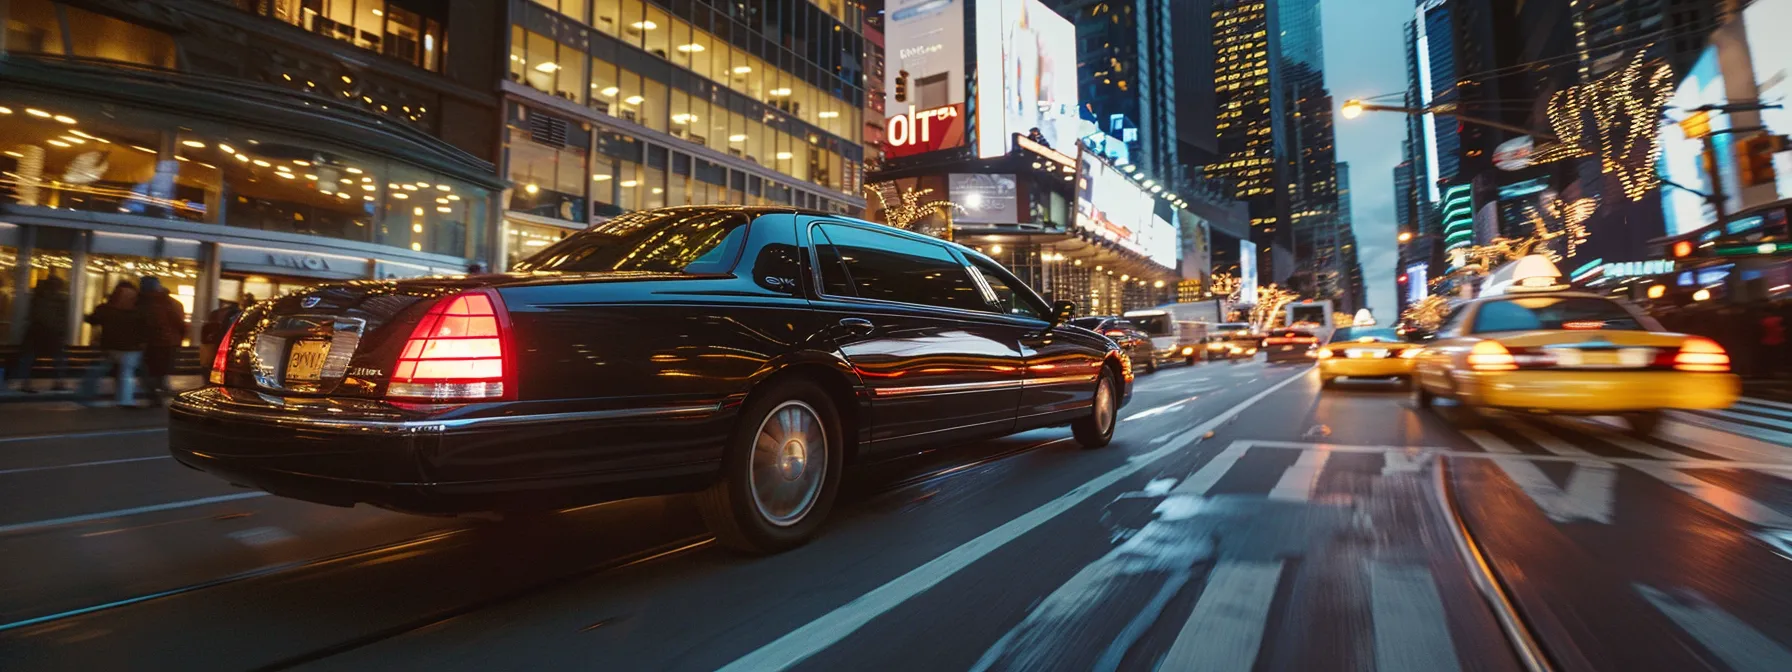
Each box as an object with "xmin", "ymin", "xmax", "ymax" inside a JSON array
[{"xmin": 1049, "ymin": 300, "xmax": 1076, "ymax": 327}]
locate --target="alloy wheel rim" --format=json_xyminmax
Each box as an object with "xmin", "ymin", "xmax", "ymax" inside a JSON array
[
  {"xmin": 749, "ymin": 400, "xmax": 827, "ymax": 527},
  {"xmin": 1094, "ymin": 378, "xmax": 1115, "ymax": 435}
]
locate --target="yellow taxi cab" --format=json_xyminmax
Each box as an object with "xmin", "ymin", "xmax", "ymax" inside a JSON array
[
  {"xmin": 1411, "ymin": 255, "xmax": 1739, "ymax": 435},
  {"xmin": 1316, "ymin": 325, "xmax": 1421, "ymax": 387}
]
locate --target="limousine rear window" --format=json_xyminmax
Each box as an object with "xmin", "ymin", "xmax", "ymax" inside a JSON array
[{"xmin": 517, "ymin": 209, "xmax": 750, "ymax": 273}]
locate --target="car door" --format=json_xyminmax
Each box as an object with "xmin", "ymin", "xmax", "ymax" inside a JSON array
[
  {"xmin": 962, "ymin": 255, "xmax": 1109, "ymax": 424},
  {"xmin": 804, "ymin": 221, "xmax": 1026, "ymax": 453},
  {"xmin": 1415, "ymin": 303, "xmax": 1478, "ymax": 392}
]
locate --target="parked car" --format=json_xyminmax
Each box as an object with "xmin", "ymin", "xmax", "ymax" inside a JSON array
[
  {"xmin": 1070, "ymin": 316, "xmax": 1157, "ymax": 372},
  {"xmin": 169, "ymin": 207, "xmax": 1132, "ymax": 554}
]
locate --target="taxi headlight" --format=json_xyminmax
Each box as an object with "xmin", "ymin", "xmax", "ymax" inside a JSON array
[
  {"xmin": 1181, "ymin": 346, "xmax": 1195, "ymax": 355},
  {"xmin": 1399, "ymin": 348, "xmax": 1423, "ymax": 359},
  {"xmin": 1315, "ymin": 349, "xmax": 1333, "ymax": 359}
]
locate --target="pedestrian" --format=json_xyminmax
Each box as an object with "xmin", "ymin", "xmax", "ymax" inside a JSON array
[
  {"xmin": 5, "ymin": 275, "xmax": 70, "ymax": 393},
  {"xmin": 138, "ymin": 276, "xmax": 186, "ymax": 405},
  {"xmin": 466, "ymin": 263, "xmax": 485, "ymax": 274},
  {"xmin": 200, "ymin": 299, "xmax": 242, "ymax": 366},
  {"xmin": 79, "ymin": 281, "xmax": 148, "ymax": 408}
]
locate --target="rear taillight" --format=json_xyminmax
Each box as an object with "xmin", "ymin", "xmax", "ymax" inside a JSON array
[
  {"xmin": 1315, "ymin": 348, "xmax": 1333, "ymax": 359},
  {"xmin": 387, "ymin": 289, "xmax": 512, "ymax": 401},
  {"xmin": 1104, "ymin": 330, "xmax": 1127, "ymax": 338},
  {"xmin": 1468, "ymin": 341, "xmax": 1518, "ymax": 371},
  {"xmin": 209, "ymin": 318, "xmax": 238, "ymax": 385},
  {"xmin": 1673, "ymin": 337, "xmax": 1729, "ymax": 372},
  {"xmin": 1399, "ymin": 348, "xmax": 1424, "ymax": 359}
]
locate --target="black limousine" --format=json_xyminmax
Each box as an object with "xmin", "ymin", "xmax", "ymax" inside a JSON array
[{"xmin": 170, "ymin": 206, "xmax": 1132, "ymax": 553}]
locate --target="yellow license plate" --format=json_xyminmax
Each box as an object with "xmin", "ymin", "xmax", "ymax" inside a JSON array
[{"xmin": 286, "ymin": 339, "xmax": 331, "ymax": 382}]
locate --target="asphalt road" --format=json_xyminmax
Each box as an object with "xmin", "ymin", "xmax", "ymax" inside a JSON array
[{"xmin": 3, "ymin": 361, "xmax": 1791, "ymax": 671}]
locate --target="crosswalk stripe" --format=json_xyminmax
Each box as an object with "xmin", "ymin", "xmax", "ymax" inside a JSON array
[
  {"xmin": 1269, "ymin": 449, "xmax": 1331, "ymax": 501},
  {"xmin": 1626, "ymin": 463, "xmax": 1792, "ymax": 528},
  {"xmin": 1637, "ymin": 584, "xmax": 1792, "ymax": 672},
  {"xmin": 1740, "ymin": 396, "xmax": 1792, "ymax": 412},
  {"xmin": 1650, "ymin": 419, "xmax": 1791, "ymax": 463},
  {"xmin": 1369, "ymin": 563, "xmax": 1462, "ymax": 672},
  {"xmin": 1170, "ymin": 441, "xmax": 1252, "ymax": 496},
  {"xmin": 1544, "ymin": 418, "xmax": 1700, "ymax": 461},
  {"xmin": 1160, "ymin": 560, "xmax": 1285, "ymax": 672},
  {"xmin": 1461, "ymin": 430, "xmax": 1616, "ymax": 524},
  {"xmin": 1673, "ymin": 412, "xmax": 1792, "ymax": 447},
  {"xmin": 1734, "ymin": 400, "xmax": 1792, "ymax": 421},
  {"xmin": 1506, "ymin": 422, "xmax": 1599, "ymax": 458},
  {"xmin": 1702, "ymin": 407, "xmax": 1792, "ymax": 431}
]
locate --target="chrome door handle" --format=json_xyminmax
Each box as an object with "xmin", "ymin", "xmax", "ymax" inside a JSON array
[{"xmin": 838, "ymin": 318, "xmax": 875, "ymax": 334}]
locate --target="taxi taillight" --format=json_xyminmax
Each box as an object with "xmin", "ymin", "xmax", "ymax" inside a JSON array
[
  {"xmin": 209, "ymin": 318, "xmax": 238, "ymax": 385},
  {"xmin": 387, "ymin": 289, "xmax": 513, "ymax": 401},
  {"xmin": 1468, "ymin": 341, "xmax": 1518, "ymax": 371},
  {"xmin": 1673, "ymin": 337, "xmax": 1729, "ymax": 373}
]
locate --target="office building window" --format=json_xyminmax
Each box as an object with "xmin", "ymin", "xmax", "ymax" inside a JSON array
[{"xmin": 247, "ymin": 0, "xmax": 446, "ymax": 72}]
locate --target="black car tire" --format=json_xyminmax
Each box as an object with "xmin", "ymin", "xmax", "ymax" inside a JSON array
[
  {"xmin": 697, "ymin": 378, "xmax": 843, "ymax": 554},
  {"xmin": 1414, "ymin": 382, "xmax": 1436, "ymax": 408},
  {"xmin": 1143, "ymin": 353, "xmax": 1158, "ymax": 374},
  {"xmin": 1072, "ymin": 370, "xmax": 1119, "ymax": 449},
  {"xmin": 1626, "ymin": 410, "xmax": 1664, "ymax": 437}
]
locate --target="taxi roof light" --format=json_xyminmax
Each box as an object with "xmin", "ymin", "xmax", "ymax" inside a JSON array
[
  {"xmin": 1468, "ymin": 340, "xmax": 1518, "ymax": 371},
  {"xmin": 1674, "ymin": 337, "xmax": 1730, "ymax": 372}
]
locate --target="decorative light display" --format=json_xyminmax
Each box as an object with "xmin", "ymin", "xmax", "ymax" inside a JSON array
[
  {"xmin": 1531, "ymin": 52, "xmax": 1675, "ymax": 201},
  {"xmin": 1401, "ymin": 295, "xmax": 1452, "ymax": 332},
  {"xmin": 865, "ymin": 184, "xmax": 961, "ymax": 241},
  {"xmin": 1208, "ymin": 272, "xmax": 1243, "ymax": 320},
  {"xmin": 1521, "ymin": 196, "xmax": 1597, "ymax": 261},
  {"xmin": 1248, "ymin": 285, "xmax": 1300, "ymax": 333}
]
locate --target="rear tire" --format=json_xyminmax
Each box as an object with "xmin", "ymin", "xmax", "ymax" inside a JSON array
[
  {"xmin": 1320, "ymin": 376, "xmax": 1334, "ymax": 389},
  {"xmin": 1626, "ymin": 410, "xmax": 1664, "ymax": 437},
  {"xmin": 697, "ymin": 378, "xmax": 843, "ymax": 554},
  {"xmin": 1415, "ymin": 382, "xmax": 1436, "ymax": 408},
  {"xmin": 1072, "ymin": 371, "xmax": 1119, "ymax": 449},
  {"xmin": 1143, "ymin": 354, "xmax": 1157, "ymax": 374}
]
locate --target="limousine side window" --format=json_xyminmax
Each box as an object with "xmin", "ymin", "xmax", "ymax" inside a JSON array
[
  {"xmin": 966, "ymin": 256, "xmax": 1048, "ymax": 319},
  {"xmin": 813, "ymin": 223, "xmax": 988, "ymax": 312},
  {"xmin": 811, "ymin": 226, "xmax": 856, "ymax": 297},
  {"xmin": 519, "ymin": 209, "xmax": 750, "ymax": 273}
]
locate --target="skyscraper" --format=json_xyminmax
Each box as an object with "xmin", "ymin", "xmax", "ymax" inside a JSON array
[
  {"xmin": 1200, "ymin": 0, "xmax": 1295, "ymax": 283},
  {"xmin": 1042, "ymin": 0, "xmax": 1179, "ymax": 180},
  {"xmin": 1279, "ymin": 0, "xmax": 1342, "ymax": 299}
]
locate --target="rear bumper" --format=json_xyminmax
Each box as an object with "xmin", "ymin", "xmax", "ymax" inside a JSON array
[
  {"xmin": 1263, "ymin": 345, "xmax": 1314, "ymax": 361},
  {"xmin": 1320, "ymin": 358, "xmax": 1414, "ymax": 378},
  {"xmin": 167, "ymin": 387, "xmax": 729, "ymax": 513},
  {"xmin": 1453, "ymin": 370, "xmax": 1741, "ymax": 412}
]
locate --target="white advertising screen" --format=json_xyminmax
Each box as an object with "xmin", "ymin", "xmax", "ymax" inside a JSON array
[
  {"xmin": 1744, "ymin": 0, "xmax": 1792, "ymax": 199},
  {"xmin": 1073, "ymin": 152, "xmax": 1178, "ymax": 269},
  {"xmin": 974, "ymin": 0, "xmax": 1082, "ymax": 158},
  {"xmin": 1660, "ymin": 47, "xmax": 1730, "ymax": 236},
  {"xmin": 1405, "ymin": 263, "xmax": 1429, "ymax": 305},
  {"xmin": 1239, "ymin": 240, "xmax": 1260, "ymax": 306},
  {"xmin": 884, "ymin": 0, "xmax": 967, "ymax": 113},
  {"xmin": 949, "ymin": 173, "xmax": 1020, "ymax": 223}
]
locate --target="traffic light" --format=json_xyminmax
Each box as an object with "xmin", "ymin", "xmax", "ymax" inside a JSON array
[
  {"xmin": 895, "ymin": 70, "xmax": 909, "ymax": 103},
  {"xmin": 1737, "ymin": 135, "xmax": 1785, "ymax": 188}
]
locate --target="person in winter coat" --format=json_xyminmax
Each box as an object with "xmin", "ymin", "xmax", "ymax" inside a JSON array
[
  {"xmin": 79, "ymin": 282, "xmax": 149, "ymax": 407},
  {"xmin": 6, "ymin": 275, "xmax": 70, "ymax": 393},
  {"xmin": 138, "ymin": 276, "xmax": 187, "ymax": 405}
]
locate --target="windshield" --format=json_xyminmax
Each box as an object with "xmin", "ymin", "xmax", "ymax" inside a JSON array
[
  {"xmin": 1069, "ymin": 317, "xmax": 1107, "ymax": 330},
  {"xmin": 1332, "ymin": 327, "xmax": 1402, "ymax": 342},
  {"xmin": 1470, "ymin": 297, "xmax": 1655, "ymax": 334},
  {"xmin": 516, "ymin": 209, "xmax": 752, "ymax": 274},
  {"xmin": 1128, "ymin": 314, "xmax": 1172, "ymax": 335}
]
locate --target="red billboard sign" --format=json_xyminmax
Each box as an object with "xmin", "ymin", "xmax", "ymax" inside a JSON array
[{"xmin": 885, "ymin": 103, "xmax": 966, "ymax": 158}]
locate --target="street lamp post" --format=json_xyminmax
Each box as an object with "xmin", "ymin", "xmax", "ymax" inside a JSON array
[{"xmin": 1341, "ymin": 100, "xmax": 1555, "ymax": 141}]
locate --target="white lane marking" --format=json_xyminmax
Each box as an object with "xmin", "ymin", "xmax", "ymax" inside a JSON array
[
  {"xmin": 1637, "ymin": 584, "xmax": 1792, "ymax": 672},
  {"xmin": 712, "ymin": 372, "xmax": 1310, "ymax": 672},
  {"xmin": 1158, "ymin": 560, "xmax": 1285, "ymax": 672},
  {"xmin": 1168, "ymin": 439, "xmax": 1792, "ymax": 473},
  {"xmin": 1382, "ymin": 452, "xmax": 1429, "ymax": 475},
  {"xmin": 1269, "ymin": 449, "xmax": 1331, "ymax": 501},
  {"xmin": 0, "ymin": 427, "xmax": 165, "ymax": 445},
  {"xmin": 1141, "ymin": 478, "xmax": 1178, "ymax": 497},
  {"xmin": 0, "ymin": 455, "xmax": 171, "ymax": 476},
  {"xmin": 1123, "ymin": 389, "xmax": 1220, "ymax": 422},
  {"xmin": 1369, "ymin": 562, "xmax": 1462, "ymax": 672},
  {"xmin": 1626, "ymin": 463, "xmax": 1792, "ymax": 528},
  {"xmin": 1506, "ymin": 422, "xmax": 1598, "ymax": 457},
  {"xmin": 1461, "ymin": 430, "xmax": 1615, "ymax": 524},
  {"xmin": 1169, "ymin": 441, "xmax": 1252, "ymax": 496},
  {"xmin": 0, "ymin": 492, "xmax": 268, "ymax": 535}
]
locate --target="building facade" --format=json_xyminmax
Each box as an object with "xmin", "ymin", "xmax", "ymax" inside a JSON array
[
  {"xmin": 1040, "ymin": 0, "xmax": 1178, "ymax": 182},
  {"xmin": 500, "ymin": 0, "xmax": 871, "ymax": 269},
  {"xmin": 1200, "ymin": 0, "xmax": 1295, "ymax": 284},
  {"xmin": 2, "ymin": 0, "xmax": 507, "ymax": 346}
]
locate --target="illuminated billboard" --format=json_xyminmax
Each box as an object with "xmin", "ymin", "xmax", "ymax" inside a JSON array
[
  {"xmin": 1405, "ymin": 263, "xmax": 1429, "ymax": 305},
  {"xmin": 1744, "ymin": 0, "xmax": 1792, "ymax": 199},
  {"xmin": 974, "ymin": 0, "xmax": 1082, "ymax": 158},
  {"xmin": 1660, "ymin": 47, "xmax": 1732, "ymax": 236},
  {"xmin": 884, "ymin": 0, "xmax": 967, "ymax": 155},
  {"xmin": 950, "ymin": 173, "xmax": 1019, "ymax": 223},
  {"xmin": 1239, "ymin": 240, "xmax": 1259, "ymax": 306},
  {"xmin": 1073, "ymin": 151, "xmax": 1178, "ymax": 269}
]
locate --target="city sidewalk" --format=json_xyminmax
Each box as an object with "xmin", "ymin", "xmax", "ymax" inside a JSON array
[{"xmin": 0, "ymin": 375, "xmax": 202, "ymax": 436}]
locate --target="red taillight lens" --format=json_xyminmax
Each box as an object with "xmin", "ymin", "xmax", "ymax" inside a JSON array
[
  {"xmin": 209, "ymin": 318, "xmax": 238, "ymax": 385},
  {"xmin": 388, "ymin": 290, "xmax": 511, "ymax": 400},
  {"xmin": 1674, "ymin": 337, "xmax": 1729, "ymax": 372},
  {"xmin": 1104, "ymin": 330, "xmax": 1127, "ymax": 338},
  {"xmin": 1468, "ymin": 340, "xmax": 1518, "ymax": 371}
]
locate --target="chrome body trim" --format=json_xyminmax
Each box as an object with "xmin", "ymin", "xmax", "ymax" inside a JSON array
[
  {"xmin": 170, "ymin": 394, "xmax": 721, "ymax": 434},
  {"xmin": 869, "ymin": 379, "xmax": 1027, "ymax": 397}
]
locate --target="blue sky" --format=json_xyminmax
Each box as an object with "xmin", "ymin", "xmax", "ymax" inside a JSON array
[{"xmin": 1321, "ymin": 0, "xmax": 1411, "ymax": 320}]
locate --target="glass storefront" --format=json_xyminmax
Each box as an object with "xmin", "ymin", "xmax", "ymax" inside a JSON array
[
  {"xmin": 0, "ymin": 92, "xmax": 492, "ymax": 263},
  {"xmin": 505, "ymin": 220, "xmax": 576, "ymax": 270}
]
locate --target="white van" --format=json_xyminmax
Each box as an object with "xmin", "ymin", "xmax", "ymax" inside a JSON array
[{"xmin": 1123, "ymin": 308, "xmax": 1213, "ymax": 367}]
